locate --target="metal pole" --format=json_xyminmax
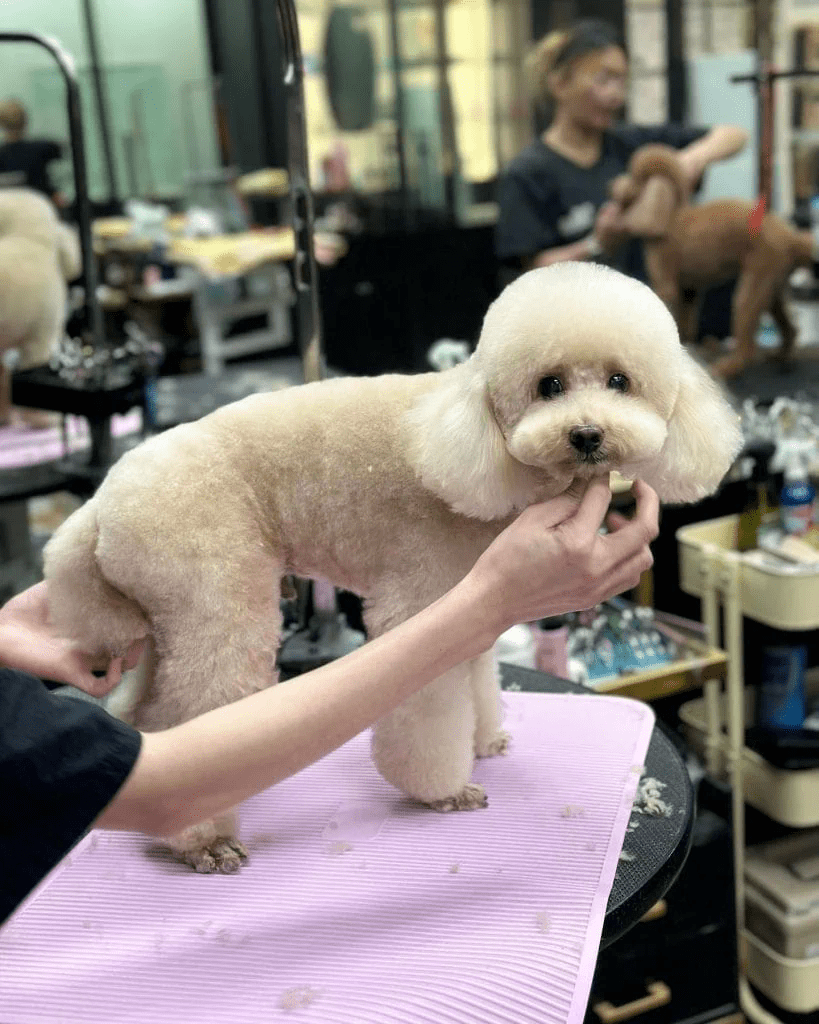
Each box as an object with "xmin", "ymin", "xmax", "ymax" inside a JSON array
[
  {"xmin": 274, "ymin": 0, "xmax": 324, "ymax": 384},
  {"xmin": 386, "ymin": 0, "xmax": 412, "ymax": 230},
  {"xmin": 664, "ymin": 0, "xmax": 686, "ymax": 122},
  {"xmin": 79, "ymin": 0, "xmax": 119, "ymax": 206},
  {"xmin": 0, "ymin": 32, "xmax": 104, "ymax": 351}
]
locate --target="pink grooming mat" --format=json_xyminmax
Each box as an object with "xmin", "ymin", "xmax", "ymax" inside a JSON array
[
  {"xmin": 0, "ymin": 411, "xmax": 141, "ymax": 470},
  {"xmin": 1, "ymin": 692, "xmax": 653, "ymax": 1024}
]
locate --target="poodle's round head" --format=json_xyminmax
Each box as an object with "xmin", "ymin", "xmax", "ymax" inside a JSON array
[{"xmin": 408, "ymin": 263, "xmax": 741, "ymax": 519}]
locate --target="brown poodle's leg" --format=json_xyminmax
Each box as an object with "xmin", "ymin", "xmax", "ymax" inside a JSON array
[
  {"xmin": 128, "ymin": 561, "xmax": 283, "ymax": 873},
  {"xmin": 678, "ymin": 292, "xmax": 702, "ymax": 347},
  {"xmin": 769, "ymin": 289, "xmax": 798, "ymax": 362},
  {"xmin": 712, "ymin": 266, "xmax": 779, "ymax": 379},
  {"xmin": 471, "ymin": 652, "xmax": 508, "ymax": 757},
  {"xmin": 643, "ymin": 243, "xmax": 682, "ymax": 326}
]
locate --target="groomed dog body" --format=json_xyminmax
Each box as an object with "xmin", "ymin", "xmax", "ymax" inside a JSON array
[
  {"xmin": 611, "ymin": 144, "xmax": 817, "ymax": 379},
  {"xmin": 0, "ymin": 187, "xmax": 80, "ymax": 423},
  {"xmin": 45, "ymin": 263, "xmax": 741, "ymax": 872}
]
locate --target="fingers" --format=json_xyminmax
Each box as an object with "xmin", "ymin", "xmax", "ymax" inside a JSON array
[
  {"xmin": 595, "ymin": 548, "xmax": 654, "ymax": 605},
  {"xmin": 562, "ymin": 477, "xmax": 613, "ymax": 535},
  {"xmin": 520, "ymin": 487, "xmax": 589, "ymax": 530},
  {"xmin": 596, "ymin": 482, "xmax": 659, "ymax": 565}
]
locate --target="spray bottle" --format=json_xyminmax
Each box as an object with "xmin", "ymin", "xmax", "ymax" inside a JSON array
[{"xmin": 779, "ymin": 440, "xmax": 816, "ymax": 536}]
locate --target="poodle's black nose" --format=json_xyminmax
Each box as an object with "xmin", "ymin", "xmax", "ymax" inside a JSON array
[{"xmin": 569, "ymin": 426, "xmax": 604, "ymax": 454}]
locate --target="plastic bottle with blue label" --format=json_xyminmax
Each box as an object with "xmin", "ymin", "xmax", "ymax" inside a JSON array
[{"xmin": 780, "ymin": 450, "xmax": 816, "ymax": 536}]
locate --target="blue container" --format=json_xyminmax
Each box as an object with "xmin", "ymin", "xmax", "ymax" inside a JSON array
[
  {"xmin": 757, "ymin": 645, "xmax": 807, "ymax": 730},
  {"xmin": 781, "ymin": 477, "xmax": 815, "ymax": 535}
]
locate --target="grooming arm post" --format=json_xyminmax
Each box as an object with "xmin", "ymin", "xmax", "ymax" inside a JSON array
[
  {"xmin": 0, "ymin": 33, "xmax": 104, "ymax": 354},
  {"xmin": 276, "ymin": 0, "xmax": 323, "ymax": 386},
  {"xmin": 700, "ymin": 547, "xmax": 724, "ymax": 777}
]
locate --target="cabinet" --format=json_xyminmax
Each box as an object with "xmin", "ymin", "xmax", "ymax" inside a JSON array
[{"xmin": 678, "ymin": 513, "xmax": 819, "ymax": 1021}]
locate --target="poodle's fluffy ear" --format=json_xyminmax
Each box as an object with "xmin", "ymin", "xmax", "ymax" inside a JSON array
[
  {"xmin": 641, "ymin": 350, "xmax": 742, "ymax": 505},
  {"xmin": 405, "ymin": 362, "xmax": 535, "ymax": 520}
]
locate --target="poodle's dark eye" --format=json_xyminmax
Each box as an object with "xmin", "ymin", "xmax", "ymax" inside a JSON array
[
  {"xmin": 538, "ymin": 376, "xmax": 564, "ymax": 399},
  {"xmin": 608, "ymin": 373, "xmax": 630, "ymax": 393}
]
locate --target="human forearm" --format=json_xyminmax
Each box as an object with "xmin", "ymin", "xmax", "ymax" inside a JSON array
[
  {"xmin": 96, "ymin": 575, "xmax": 499, "ymax": 836},
  {"xmin": 678, "ymin": 125, "xmax": 748, "ymax": 185}
]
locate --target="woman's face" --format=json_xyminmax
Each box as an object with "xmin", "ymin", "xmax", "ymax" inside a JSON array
[{"xmin": 552, "ymin": 45, "xmax": 628, "ymax": 130}]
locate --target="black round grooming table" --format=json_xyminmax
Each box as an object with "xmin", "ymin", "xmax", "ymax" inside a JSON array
[{"xmin": 499, "ymin": 664, "xmax": 695, "ymax": 950}]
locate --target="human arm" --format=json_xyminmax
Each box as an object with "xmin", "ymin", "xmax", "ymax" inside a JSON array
[
  {"xmin": 96, "ymin": 480, "xmax": 658, "ymax": 837},
  {"xmin": 616, "ymin": 121, "xmax": 748, "ymax": 191},
  {"xmin": 675, "ymin": 124, "xmax": 748, "ymax": 189}
]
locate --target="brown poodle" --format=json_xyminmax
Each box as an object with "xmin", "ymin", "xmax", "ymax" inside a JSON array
[
  {"xmin": 44, "ymin": 262, "xmax": 741, "ymax": 873},
  {"xmin": 610, "ymin": 144, "xmax": 817, "ymax": 379}
]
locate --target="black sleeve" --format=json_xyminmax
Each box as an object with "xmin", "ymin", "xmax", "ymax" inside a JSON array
[
  {"xmin": 495, "ymin": 168, "xmax": 562, "ymax": 266},
  {"xmin": 0, "ymin": 669, "xmax": 141, "ymax": 924},
  {"xmin": 42, "ymin": 139, "xmax": 62, "ymax": 162},
  {"xmin": 614, "ymin": 122, "xmax": 709, "ymax": 151}
]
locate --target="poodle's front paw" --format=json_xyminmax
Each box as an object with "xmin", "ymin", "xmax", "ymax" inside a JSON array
[
  {"xmin": 178, "ymin": 837, "xmax": 249, "ymax": 874},
  {"xmin": 475, "ymin": 729, "xmax": 510, "ymax": 758},
  {"xmin": 430, "ymin": 783, "xmax": 488, "ymax": 812}
]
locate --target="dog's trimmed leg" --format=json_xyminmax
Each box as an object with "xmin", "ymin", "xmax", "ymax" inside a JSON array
[
  {"xmin": 471, "ymin": 651, "xmax": 509, "ymax": 757},
  {"xmin": 712, "ymin": 265, "xmax": 778, "ymax": 379},
  {"xmin": 769, "ymin": 289, "xmax": 798, "ymax": 362},
  {"xmin": 678, "ymin": 292, "xmax": 702, "ymax": 347},
  {"xmin": 128, "ymin": 562, "xmax": 282, "ymax": 874},
  {"xmin": 371, "ymin": 664, "xmax": 486, "ymax": 810}
]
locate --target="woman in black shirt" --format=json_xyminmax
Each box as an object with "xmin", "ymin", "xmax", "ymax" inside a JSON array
[
  {"xmin": 0, "ymin": 98, "xmax": 63, "ymax": 206},
  {"xmin": 496, "ymin": 20, "xmax": 748, "ymax": 275}
]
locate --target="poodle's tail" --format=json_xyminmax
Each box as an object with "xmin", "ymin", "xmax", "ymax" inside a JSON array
[{"xmin": 44, "ymin": 499, "xmax": 149, "ymax": 659}]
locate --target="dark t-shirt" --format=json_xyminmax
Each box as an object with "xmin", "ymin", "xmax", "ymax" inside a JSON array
[
  {"xmin": 0, "ymin": 669, "xmax": 141, "ymax": 925},
  {"xmin": 0, "ymin": 138, "xmax": 62, "ymax": 198},
  {"xmin": 495, "ymin": 122, "xmax": 708, "ymax": 277}
]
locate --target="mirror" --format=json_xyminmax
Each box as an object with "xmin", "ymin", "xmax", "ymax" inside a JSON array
[{"xmin": 323, "ymin": 6, "xmax": 377, "ymax": 131}]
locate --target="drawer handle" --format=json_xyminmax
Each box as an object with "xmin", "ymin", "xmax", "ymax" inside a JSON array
[
  {"xmin": 593, "ymin": 981, "xmax": 671, "ymax": 1023},
  {"xmin": 640, "ymin": 899, "xmax": 667, "ymax": 923}
]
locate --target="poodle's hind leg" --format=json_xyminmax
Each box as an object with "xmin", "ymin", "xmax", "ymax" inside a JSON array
[
  {"xmin": 769, "ymin": 288, "xmax": 798, "ymax": 363},
  {"xmin": 471, "ymin": 651, "xmax": 509, "ymax": 758},
  {"xmin": 371, "ymin": 663, "xmax": 486, "ymax": 812},
  {"xmin": 128, "ymin": 561, "xmax": 283, "ymax": 874}
]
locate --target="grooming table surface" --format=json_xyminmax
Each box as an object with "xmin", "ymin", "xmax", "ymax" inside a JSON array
[
  {"xmin": 0, "ymin": 412, "xmax": 141, "ymax": 470},
  {"xmin": 1, "ymin": 692, "xmax": 654, "ymax": 1024}
]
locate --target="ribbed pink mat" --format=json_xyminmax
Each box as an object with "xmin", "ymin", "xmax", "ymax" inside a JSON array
[
  {"xmin": 1, "ymin": 692, "xmax": 653, "ymax": 1024},
  {"xmin": 0, "ymin": 411, "xmax": 141, "ymax": 469}
]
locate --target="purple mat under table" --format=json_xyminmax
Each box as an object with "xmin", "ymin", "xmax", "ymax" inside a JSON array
[{"xmin": 1, "ymin": 691, "xmax": 654, "ymax": 1024}]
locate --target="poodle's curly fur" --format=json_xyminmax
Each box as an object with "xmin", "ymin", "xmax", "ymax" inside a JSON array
[
  {"xmin": 44, "ymin": 262, "xmax": 741, "ymax": 872},
  {"xmin": 0, "ymin": 187, "xmax": 80, "ymax": 422}
]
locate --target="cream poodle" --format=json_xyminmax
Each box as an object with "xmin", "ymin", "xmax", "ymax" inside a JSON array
[
  {"xmin": 0, "ymin": 187, "xmax": 81, "ymax": 425},
  {"xmin": 44, "ymin": 262, "xmax": 741, "ymax": 872}
]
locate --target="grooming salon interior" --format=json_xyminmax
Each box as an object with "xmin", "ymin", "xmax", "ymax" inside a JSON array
[{"xmin": 9, "ymin": 0, "xmax": 819, "ymax": 1022}]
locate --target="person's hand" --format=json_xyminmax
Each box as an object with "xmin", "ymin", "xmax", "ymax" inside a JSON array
[
  {"xmin": 593, "ymin": 200, "xmax": 631, "ymax": 254},
  {"xmin": 470, "ymin": 478, "xmax": 659, "ymax": 632},
  {"xmin": 0, "ymin": 582, "xmax": 144, "ymax": 696}
]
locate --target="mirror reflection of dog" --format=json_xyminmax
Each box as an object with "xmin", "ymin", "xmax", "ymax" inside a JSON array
[
  {"xmin": 0, "ymin": 188, "xmax": 80, "ymax": 428},
  {"xmin": 610, "ymin": 144, "xmax": 818, "ymax": 380}
]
